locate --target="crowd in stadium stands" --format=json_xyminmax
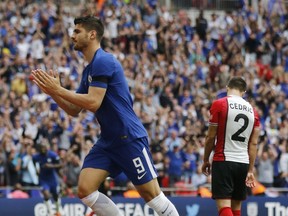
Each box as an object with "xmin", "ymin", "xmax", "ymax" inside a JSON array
[{"xmin": 0, "ymin": 0, "xmax": 288, "ymax": 198}]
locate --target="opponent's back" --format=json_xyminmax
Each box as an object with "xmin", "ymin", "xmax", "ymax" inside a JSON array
[{"xmin": 211, "ymin": 95, "xmax": 258, "ymax": 163}]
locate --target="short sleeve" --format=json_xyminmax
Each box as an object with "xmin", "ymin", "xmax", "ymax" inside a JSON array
[
  {"xmin": 253, "ymin": 108, "xmax": 260, "ymax": 128},
  {"xmin": 209, "ymin": 100, "xmax": 221, "ymax": 126},
  {"xmin": 89, "ymin": 54, "xmax": 115, "ymax": 88},
  {"xmin": 76, "ymin": 66, "xmax": 89, "ymax": 94}
]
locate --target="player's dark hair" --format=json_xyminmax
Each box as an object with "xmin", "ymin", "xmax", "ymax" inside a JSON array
[
  {"xmin": 227, "ymin": 77, "xmax": 247, "ymax": 92},
  {"xmin": 74, "ymin": 15, "xmax": 104, "ymax": 41}
]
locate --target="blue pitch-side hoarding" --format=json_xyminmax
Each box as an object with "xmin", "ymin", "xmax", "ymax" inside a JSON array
[{"xmin": 0, "ymin": 196, "xmax": 288, "ymax": 215}]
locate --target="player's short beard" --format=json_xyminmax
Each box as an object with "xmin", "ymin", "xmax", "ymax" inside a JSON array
[
  {"xmin": 74, "ymin": 40, "xmax": 89, "ymax": 52},
  {"xmin": 73, "ymin": 44, "xmax": 82, "ymax": 51}
]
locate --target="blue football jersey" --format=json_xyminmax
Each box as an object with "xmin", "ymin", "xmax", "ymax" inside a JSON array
[
  {"xmin": 76, "ymin": 48, "xmax": 147, "ymax": 148},
  {"xmin": 33, "ymin": 150, "xmax": 60, "ymax": 182}
]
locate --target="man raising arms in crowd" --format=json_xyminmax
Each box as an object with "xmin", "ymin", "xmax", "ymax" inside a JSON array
[
  {"xmin": 202, "ymin": 77, "xmax": 260, "ymax": 216},
  {"xmin": 32, "ymin": 15, "xmax": 179, "ymax": 216}
]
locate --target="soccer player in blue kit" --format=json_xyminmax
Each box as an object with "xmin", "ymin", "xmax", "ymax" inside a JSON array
[
  {"xmin": 33, "ymin": 140, "xmax": 62, "ymax": 216},
  {"xmin": 32, "ymin": 16, "xmax": 179, "ymax": 216}
]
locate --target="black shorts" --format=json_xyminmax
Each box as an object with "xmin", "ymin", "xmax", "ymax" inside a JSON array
[{"xmin": 212, "ymin": 161, "xmax": 249, "ymax": 200}]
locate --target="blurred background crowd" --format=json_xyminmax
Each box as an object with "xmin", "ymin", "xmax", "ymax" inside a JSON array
[{"xmin": 0, "ymin": 0, "xmax": 288, "ymax": 199}]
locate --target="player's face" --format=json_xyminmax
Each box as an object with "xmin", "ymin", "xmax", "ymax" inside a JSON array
[
  {"xmin": 71, "ymin": 24, "xmax": 90, "ymax": 51},
  {"xmin": 40, "ymin": 145, "xmax": 48, "ymax": 154}
]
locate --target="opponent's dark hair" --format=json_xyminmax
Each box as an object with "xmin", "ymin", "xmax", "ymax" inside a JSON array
[
  {"xmin": 227, "ymin": 77, "xmax": 247, "ymax": 92},
  {"xmin": 74, "ymin": 15, "xmax": 104, "ymax": 41}
]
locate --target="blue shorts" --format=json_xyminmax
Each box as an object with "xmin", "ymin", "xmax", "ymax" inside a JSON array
[
  {"xmin": 39, "ymin": 179, "xmax": 59, "ymax": 195},
  {"xmin": 82, "ymin": 137, "xmax": 158, "ymax": 185}
]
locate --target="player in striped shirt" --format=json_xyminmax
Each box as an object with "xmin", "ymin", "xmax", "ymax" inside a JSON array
[{"xmin": 202, "ymin": 77, "xmax": 261, "ymax": 216}]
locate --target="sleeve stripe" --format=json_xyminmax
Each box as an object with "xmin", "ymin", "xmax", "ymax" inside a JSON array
[{"xmin": 91, "ymin": 76, "xmax": 108, "ymax": 83}]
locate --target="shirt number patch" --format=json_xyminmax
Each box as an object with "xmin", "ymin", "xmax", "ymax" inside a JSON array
[{"xmin": 231, "ymin": 114, "xmax": 249, "ymax": 142}]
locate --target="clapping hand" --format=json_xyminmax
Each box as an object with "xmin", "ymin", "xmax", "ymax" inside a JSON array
[{"xmin": 31, "ymin": 69, "xmax": 61, "ymax": 95}]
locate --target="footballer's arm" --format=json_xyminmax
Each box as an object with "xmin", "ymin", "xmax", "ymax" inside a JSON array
[
  {"xmin": 56, "ymin": 85, "xmax": 106, "ymax": 114},
  {"xmin": 32, "ymin": 68, "xmax": 106, "ymax": 115},
  {"xmin": 203, "ymin": 125, "xmax": 217, "ymax": 161},
  {"xmin": 49, "ymin": 95, "xmax": 82, "ymax": 117},
  {"xmin": 202, "ymin": 125, "xmax": 217, "ymax": 175},
  {"xmin": 246, "ymin": 127, "xmax": 260, "ymax": 188},
  {"xmin": 247, "ymin": 127, "xmax": 261, "ymax": 173}
]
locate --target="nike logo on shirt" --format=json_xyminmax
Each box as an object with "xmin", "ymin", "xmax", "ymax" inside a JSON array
[{"xmin": 137, "ymin": 172, "xmax": 147, "ymax": 180}]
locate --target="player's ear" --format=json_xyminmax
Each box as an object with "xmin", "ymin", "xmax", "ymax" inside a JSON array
[{"xmin": 89, "ymin": 30, "xmax": 97, "ymax": 39}]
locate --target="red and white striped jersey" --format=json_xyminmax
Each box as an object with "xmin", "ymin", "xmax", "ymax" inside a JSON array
[{"xmin": 209, "ymin": 95, "xmax": 260, "ymax": 164}]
